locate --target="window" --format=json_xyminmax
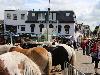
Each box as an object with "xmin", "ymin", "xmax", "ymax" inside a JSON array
[
  {"xmin": 64, "ymin": 25, "xmax": 70, "ymax": 34},
  {"xmin": 38, "ymin": 13, "xmax": 45, "ymax": 20},
  {"xmin": 49, "ymin": 13, "xmax": 52, "ymax": 20},
  {"xmin": 42, "ymin": 13, "xmax": 45, "ymax": 20},
  {"xmin": 66, "ymin": 13, "xmax": 70, "ymax": 16},
  {"xmin": 6, "ymin": 25, "xmax": 11, "ymax": 31},
  {"xmin": 30, "ymin": 24, "xmax": 35, "ymax": 32},
  {"xmin": 13, "ymin": 14, "xmax": 17, "ymax": 20},
  {"xmin": 7, "ymin": 13, "xmax": 11, "ymax": 19},
  {"xmin": 32, "ymin": 13, "xmax": 35, "ymax": 16},
  {"xmin": 58, "ymin": 25, "xmax": 62, "ymax": 33},
  {"xmin": 21, "ymin": 26, "xmax": 25, "ymax": 31},
  {"xmin": 39, "ymin": 24, "xmax": 44, "ymax": 32},
  {"xmin": 38, "ymin": 13, "xmax": 41, "ymax": 20},
  {"xmin": 49, "ymin": 24, "xmax": 53, "ymax": 28},
  {"xmin": 21, "ymin": 14, "xmax": 25, "ymax": 20},
  {"xmin": 53, "ymin": 13, "xmax": 56, "ymax": 21}
]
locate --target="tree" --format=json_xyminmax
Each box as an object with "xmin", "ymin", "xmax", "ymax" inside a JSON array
[{"xmin": 93, "ymin": 26, "xmax": 99, "ymax": 35}]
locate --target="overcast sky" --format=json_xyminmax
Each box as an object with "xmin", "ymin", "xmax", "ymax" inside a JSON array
[{"xmin": 0, "ymin": 0, "xmax": 100, "ymax": 31}]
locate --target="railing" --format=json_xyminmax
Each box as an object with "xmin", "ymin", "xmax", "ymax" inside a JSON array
[{"xmin": 64, "ymin": 62, "xmax": 85, "ymax": 75}]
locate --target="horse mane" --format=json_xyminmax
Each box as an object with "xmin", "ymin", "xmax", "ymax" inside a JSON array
[
  {"xmin": 9, "ymin": 46, "xmax": 49, "ymax": 74},
  {"xmin": 0, "ymin": 45, "xmax": 16, "ymax": 55},
  {"xmin": 0, "ymin": 51, "xmax": 41, "ymax": 75}
]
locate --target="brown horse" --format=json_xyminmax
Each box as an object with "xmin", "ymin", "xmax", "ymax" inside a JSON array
[
  {"xmin": 0, "ymin": 51, "xmax": 41, "ymax": 75},
  {"xmin": 9, "ymin": 47, "xmax": 51, "ymax": 74}
]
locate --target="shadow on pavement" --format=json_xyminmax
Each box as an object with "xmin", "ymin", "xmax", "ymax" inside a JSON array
[
  {"xmin": 84, "ymin": 73, "xmax": 93, "ymax": 75},
  {"xmin": 82, "ymin": 62, "xmax": 92, "ymax": 64}
]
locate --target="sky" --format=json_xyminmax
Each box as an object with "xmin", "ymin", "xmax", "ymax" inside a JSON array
[{"xmin": 0, "ymin": 0, "xmax": 100, "ymax": 31}]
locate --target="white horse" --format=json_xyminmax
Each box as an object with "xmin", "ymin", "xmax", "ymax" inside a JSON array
[
  {"xmin": 0, "ymin": 51, "xmax": 41, "ymax": 75},
  {"xmin": 0, "ymin": 44, "xmax": 22, "ymax": 55},
  {"xmin": 0, "ymin": 44, "xmax": 15, "ymax": 55}
]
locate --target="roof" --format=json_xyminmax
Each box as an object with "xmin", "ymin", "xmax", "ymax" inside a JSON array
[{"xmin": 26, "ymin": 10, "xmax": 76, "ymax": 23}]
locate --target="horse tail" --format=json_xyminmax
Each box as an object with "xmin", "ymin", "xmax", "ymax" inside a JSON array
[{"xmin": 69, "ymin": 48, "xmax": 76, "ymax": 66}]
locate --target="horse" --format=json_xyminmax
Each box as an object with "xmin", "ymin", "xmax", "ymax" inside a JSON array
[
  {"xmin": 9, "ymin": 47, "xmax": 51, "ymax": 75},
  {"xmin": 43, "ymin": 44, "xmax": 76, "ymax": 70},
  {"xmin": 0, "ymin": 51, "xmax": 41, "ymax": 75},
  {"xmin": 0, "ymin": 44, "xmax": 16, "ymax": 55}
]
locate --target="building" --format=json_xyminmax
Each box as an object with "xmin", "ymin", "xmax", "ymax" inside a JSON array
[
  {"xmin": 4, "ymin": 10, "xmax": 28, "ymax": 34},
  {"xmin": 97, "ymin": 25, "xmax": 100, "ymax": 38},
  {"xmin": 4, "ymin": 9, "xmax": 76, "ymax": 41},
  {"xmin": 0, "ymin": 20, "xmax": 4, "ymax": 33}
]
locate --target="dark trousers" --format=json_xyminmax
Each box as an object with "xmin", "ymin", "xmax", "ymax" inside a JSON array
[
  {"xmin": 86, "ymin": 45, "xmax": 90, "ymax": 55},
  {"xmin": 83, "ymin": 47, "xmax": 86, "ymax": 55}
]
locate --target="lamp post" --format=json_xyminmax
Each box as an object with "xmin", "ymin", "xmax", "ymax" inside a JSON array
[
  {"xmin": 56, "ymin": 20, "xmax": 58, "ymax": 36},
  {"xmin": 47, "ymin": 8, "xmax": 50, "ymax": 41},
  {"xmin": 10, "ymin": 32, "xmax": 13, "ymax": 45}
]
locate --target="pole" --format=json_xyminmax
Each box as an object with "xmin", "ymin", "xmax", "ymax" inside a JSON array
[
  {"xmin": 57, "ymin": 20, "xmax": 58, "ymax": 36},
  {"xmin": 47, "ymin": 8, "xmax": 50, "ymax": 41},
  {"xmin": 10, "ymin": 32, "xmax": 13, "ymax": 45}
]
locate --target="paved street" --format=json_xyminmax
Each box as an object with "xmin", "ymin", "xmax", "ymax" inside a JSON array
[{"xmin": 75, "ymin": 48, "xmax": 100, "ymax": 75}]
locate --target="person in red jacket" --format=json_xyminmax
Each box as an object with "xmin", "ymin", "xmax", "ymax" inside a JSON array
[
  {"xmin": 94, "ymin": 38, "xmax": 100, "ymax": 75},
  {"xmin": 81, "ymin": 38, "xmax": 87, "ymax": 55},
  {"xmin": 91, "ymin": 40, "xmax": 97, "ymax": 63}
]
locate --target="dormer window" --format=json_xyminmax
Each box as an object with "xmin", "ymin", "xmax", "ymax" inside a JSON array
[
  {"xmin": 38, "ymin": 13, "xmax": 45, "ymax": 21},
  {"xmin": 66, "ymin": 13, "xmax": 70, "ymax": 16},
  {"xmin": 49, "ymin": 24, "xmax": 53, "ymax": 28},
  {"xmin": 49, "ymin": 13, "xmax": 52, "ymax": 20},
  {"xmin": 32, "ymin": 13, "xmax": 35, "ymax": 16},
  {"xmin": 30, "ymin": 24, "xmax": 35, "ymax": 32},
  {"xmin": 21, "ymin": 14, "xmax": 25, "ymax": 20}
]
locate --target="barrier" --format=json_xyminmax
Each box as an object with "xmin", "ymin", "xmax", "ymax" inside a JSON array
[{"xmin": 64, "ymin": 62, "xmax": 85, "ymax": 75}]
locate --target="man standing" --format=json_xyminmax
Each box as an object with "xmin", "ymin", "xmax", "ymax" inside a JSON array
[{"xmin": 94, "ymin": 38, "xmax": 100, "ymax": 75}]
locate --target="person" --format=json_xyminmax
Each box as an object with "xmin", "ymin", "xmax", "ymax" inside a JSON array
[
  {"xmin": 94, "ymin": 38, "xmax": 100, "ymax": 75},
  {"xmin": 73, "ymin": 40, "xmax": 78, "ymax": 50},
  {"xmin": 81, "ymin": 38, "xmax": 87, "ymax": 55},
  {"xmin": 86, "ymin": 39, "xmax": 90, "ymax": 56},
  {"xmin": 91, "ymin": 40, "xmax": 97, "ymax": 63}
]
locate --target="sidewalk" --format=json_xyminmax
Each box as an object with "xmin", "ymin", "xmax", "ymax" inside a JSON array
[{"xmin": 75, "ymin": 48, "xmax": 100, "ymax": 75}]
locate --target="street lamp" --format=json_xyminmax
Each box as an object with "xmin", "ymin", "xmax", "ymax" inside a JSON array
[{"xmin": 46, "ymin": 8, "xmax": 50, "ymax": 41}]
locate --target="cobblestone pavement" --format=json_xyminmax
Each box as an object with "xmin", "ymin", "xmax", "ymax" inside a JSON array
[{"xmin": 75, "ymin": 48, "xmax": 100, "ymax": 75}]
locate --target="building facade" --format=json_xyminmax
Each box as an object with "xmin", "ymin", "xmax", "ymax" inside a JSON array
[{"xmin": 4, "ymin": 9, "xmax": 76, "ymax": 40}]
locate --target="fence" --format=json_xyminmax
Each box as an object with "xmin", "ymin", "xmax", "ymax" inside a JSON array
[{"xmin": 64, "ymin": 62, "xmax": 85, "ymax": 75}]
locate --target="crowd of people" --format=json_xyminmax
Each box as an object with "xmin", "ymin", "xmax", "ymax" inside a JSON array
[
  {"xmin": 52, "ymin": 36, "xmax": 100, "ymax": 75},
  {"xmin": 81, "ymin": 37, "xmax": 100, "ymax": 75}
]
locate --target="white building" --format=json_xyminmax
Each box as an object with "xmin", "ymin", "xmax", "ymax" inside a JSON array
[{"xmin": 4, "ymin": 9, "xmax": 76, "ymax": 41}]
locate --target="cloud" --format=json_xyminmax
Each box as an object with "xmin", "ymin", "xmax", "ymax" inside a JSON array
[{"xmin": 0, "ymin": 0, "xmax": 100, "ymax": 31}]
